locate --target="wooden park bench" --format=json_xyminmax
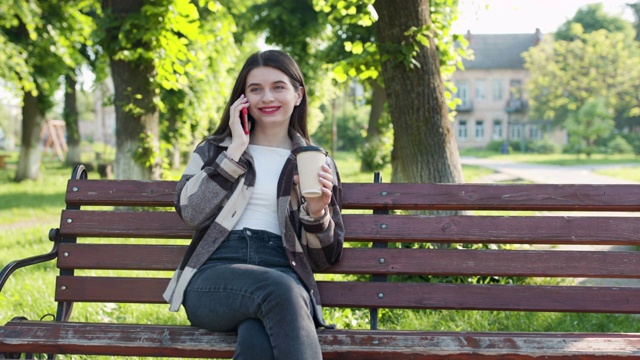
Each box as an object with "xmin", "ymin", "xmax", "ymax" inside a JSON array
[{"xmin": 1, "ymin": 164, "xmax": 640, "ymax": 359}]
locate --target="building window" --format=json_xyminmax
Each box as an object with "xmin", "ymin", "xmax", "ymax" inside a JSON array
[
  {"xmin": 530, "ymin": 125, "xmax": 541, "ymax": 140},
  {"xmin": 458, "ymin": 120, "xmax": 467, "ymax": 140},
  {"xmin": 456, "ymin": 80, "xmax": 470, "ymax": 108},
  {"xmin": 511, "ymin": 124, "xmax": 523, "ymax": 140},
  {"xmin": 475, "ymin": 120, "xmax": 484, "ymax": 140},
  {"xmin": 493, "ymin": 119, "xmax": 503, "ymax": 140},
  {"xmin": 492, "ymin": 79, "xmax": 503, "ymax": 101},
  {"xmin": 509, "ymin": 79, "xmax": 523, "ymax": 99},
  {"xmin": 475, "ymin": 79, "xmax": 486, "ymax": 101}
]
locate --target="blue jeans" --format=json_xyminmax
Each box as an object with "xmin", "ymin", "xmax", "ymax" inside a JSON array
[{"xmin": 183, "ymin": 228, "xmax": 322, "ymax": 360}]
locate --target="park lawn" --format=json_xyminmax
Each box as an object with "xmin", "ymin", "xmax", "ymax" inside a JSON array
[
  {"xmin": 595, "ymin": 166, "xmax": 640, "ymax": 182},
  {"xmin": 459, "ymin": 147, "xmax": 640, "ymax": 166},
  {"xmin": 1, "ymin": 152, "xmax": 639, "ymax": 359}
]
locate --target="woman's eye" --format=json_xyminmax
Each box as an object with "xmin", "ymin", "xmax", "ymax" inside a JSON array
[{"xmin": 249, "ymin": 87, "xmax": 261, "ymax": 93}]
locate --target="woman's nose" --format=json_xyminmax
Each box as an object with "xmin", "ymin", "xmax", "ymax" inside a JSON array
[{"xmin": 262, "ymin": 89, "xmax": 275, "ymax": 102}]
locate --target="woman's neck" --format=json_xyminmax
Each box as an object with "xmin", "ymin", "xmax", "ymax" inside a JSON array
[{"xmin": 250, "ymin": 128, "xmax": 292, "ymax": 150}]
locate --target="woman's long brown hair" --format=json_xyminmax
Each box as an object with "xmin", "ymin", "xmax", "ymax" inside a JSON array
[{"xmin": 213, "ymin": 50, "xmax": 309, "ymax": 141}]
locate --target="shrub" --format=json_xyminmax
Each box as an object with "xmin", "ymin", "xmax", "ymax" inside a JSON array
[
  {"xmin": 607, "ymin": 135, "xmax": 634, "ymax": 154},
  {"xmin": 313, "ymin": 102, "xmax": 368, "ymax": 152},
  {"xmin": 358, "ymin": 137, "xmax": 392, "ymax": 171},
  {"xmin": 528, "ymin": 137, "xmax": 561, "ymax": 154}
]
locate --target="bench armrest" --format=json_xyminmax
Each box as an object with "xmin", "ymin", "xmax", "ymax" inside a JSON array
[{"xmin": 0, "ymin": 228, "xmax": 60, "ymax": 293}]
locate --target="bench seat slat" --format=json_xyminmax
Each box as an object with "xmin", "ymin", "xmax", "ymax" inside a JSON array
[
  {"xmin": 57, "ymin": 244, "xmax": 640, "ymax": 278},
  {"xmin": 2, "ymin": 321, "xmax": 640, "ymax": 359},
  {"xmin": 66, "ymin": 180, "xmax": 640, "ymax": 211},
  {"xmin": 54, "ymin": 277, "xmax": 640, "ymax": 313},
  {"xmin": 59, "ymin": 210, "xmax": 640, "ymax": 245}
]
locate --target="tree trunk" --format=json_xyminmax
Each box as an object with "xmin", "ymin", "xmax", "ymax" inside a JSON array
[
  {"xmin": 15, "ymin": 92, "xmax": 44, "ymax": 181},
  {"xmin": 360, "ymin": 80, "xmax": 387, "ymax": 172},
  {"xmin": 103, "ymin": 0, "xmax": 161, "ymax": 180},
  {"xmin": 64, "ymin": 74, "xmax": 82, "ymax": 165},
  {"xmin": 373, "ymin": 0, "xmax": 463, "ymax": 184},
  {"xmin": 110, "ymin": 58, "xmax": 161, "ymax": 180},
  {"xmin": 165, "ymin": 103, "xmax": 181, "ymax": 170}
]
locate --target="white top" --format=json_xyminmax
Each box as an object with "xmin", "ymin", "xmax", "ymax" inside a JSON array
[{"xmin": 233, "ymin": 145, "xmax": 291, "ymax": 235}]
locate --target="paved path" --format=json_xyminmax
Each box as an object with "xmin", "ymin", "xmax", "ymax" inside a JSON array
[{"xmin": 460, "ymin": 156, "xmax": 639, "ymax": 184}]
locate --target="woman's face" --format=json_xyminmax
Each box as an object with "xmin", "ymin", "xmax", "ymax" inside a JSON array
[{"xmin": 245, "ymin": 66, "xmax": 303, "ymax": 130}]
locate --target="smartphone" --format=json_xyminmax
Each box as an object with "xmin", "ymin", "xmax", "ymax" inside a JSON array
[
  {"xmin": 240, "ymin": 108, "xmax": 249, "ymax": 134},
  {"xmin": 241, "ymin": 107, "xmax": 249, "ymax": 134}
]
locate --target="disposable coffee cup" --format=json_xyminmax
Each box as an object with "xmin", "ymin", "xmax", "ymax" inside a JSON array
[{"xmin": 296, "ymin": 146, "xmax": 327, "ymax": 198}]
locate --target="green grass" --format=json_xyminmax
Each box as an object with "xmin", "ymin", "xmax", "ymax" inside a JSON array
[
  {"xmin": 595, "ymin": 166, "xmax": 640, "ymax": 182},
  {"xmin": 332, "ymin": 151, "xmax": 496, "ymax": 183},
  {"xmin": 459, "ymin": 148, "xmax": 640, "ymax": 166},
  {"xmin": 1, "ymin": 150, "xmax": 639, "ymax": 360}
]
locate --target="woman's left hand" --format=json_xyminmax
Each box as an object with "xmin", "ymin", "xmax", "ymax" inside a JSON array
[{"xmin": 295, "ymin": 164, "xmax": 334, "ymax": 218}]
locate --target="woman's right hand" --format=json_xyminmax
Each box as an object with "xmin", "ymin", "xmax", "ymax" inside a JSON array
[{"xmin": 227, "ymin": 94, "xmax": 250, "ymax": 161}]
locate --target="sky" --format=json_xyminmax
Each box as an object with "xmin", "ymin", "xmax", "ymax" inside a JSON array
[{"xmin": 453, "ymin": 0, "xmax": 636, "ymax": 35}]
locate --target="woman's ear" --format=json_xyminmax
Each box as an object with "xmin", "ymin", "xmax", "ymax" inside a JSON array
[{"xmin": 295, "ymin": 87, "xmax": 304, "ymax": 106}]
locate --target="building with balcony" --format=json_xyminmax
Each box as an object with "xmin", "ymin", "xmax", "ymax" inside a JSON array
[{"xmin": 452, "ymin": 29, "xmax": 565, "ymax": 150}]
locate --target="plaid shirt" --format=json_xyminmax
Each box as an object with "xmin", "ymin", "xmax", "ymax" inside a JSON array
[{"xmin": 163, "ymin": 130, "xmax": 344, "ymax": 327}]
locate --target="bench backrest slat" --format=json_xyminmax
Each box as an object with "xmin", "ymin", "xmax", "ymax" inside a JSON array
[
  {"xmin": 317, "ymin": 282, "xmax": 640, "ymax": 313},
  {"xmin": 59, "ymin": 210, "xmax": 640, "ymax": 246},
  {"xmin": 60, "ymin": 210, "xmax": 191, "ymax": 238},
  {"xmin": 343, "ymin": 214, "xmax": 639, "ymax": 245},
  {"xmin": 342, "ymin": 183, "xmax": 640, "ymax": 211},
  {"xmin": 57, "ymin": 244, "xmax": 640, "ymax": 278},
  {"xmin": 66, "ymin": 180, "xmax": 640, "ymax": 211},
  {"xmin": 55, "ymin": 276, "xmax": 640, "ymax": 313},
  {"xmin": 65, "ymin": 180, "xmax": 177, "ymax": 207}
]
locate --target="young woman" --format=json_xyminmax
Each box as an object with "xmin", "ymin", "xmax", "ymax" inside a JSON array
[{"xmin": 163, "ymin": 50, "xmax": 345, "ymax": 360}]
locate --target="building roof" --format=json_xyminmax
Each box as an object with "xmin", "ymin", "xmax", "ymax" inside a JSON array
[{"xmin": 462, "ymin": 30, "xmax": 542, "ymax": 70}]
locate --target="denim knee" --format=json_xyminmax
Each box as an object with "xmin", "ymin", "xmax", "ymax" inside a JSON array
[{"xmin": 258, "ymin": 273, "xmax": 311, "ymax": 316}]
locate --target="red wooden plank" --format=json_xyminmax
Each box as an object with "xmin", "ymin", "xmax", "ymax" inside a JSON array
[
  {"xmin": 329, "ymin": 248, "xmax": 640, "ymax": 278},
  {"xmin": 57, "ymin": 244, "xmax": 640, "ymax": 279},
  {"xmin": 343, "ymin": 214, "xmax": 640, "ymax": 245},
  {"xmin": 59, "ymin": 210, "xmax": 192, "ymax": 239},
  {"xmin": 0, "ymin": 321, "xmax": 235, "ymax": 358},
  {"xmin": 317, "ymin": 282, "xmax": 640, "ymax": 313},
  {"xmin": 65, "ymin": 180, "xmax": 640, "ymax": 212},
  {"xmin": 58, "ymin": 211, "xmax": 639, "ymax": 246},
  {"xmin": 2, "ymin": 321, "xmax": 640, "ymax": 359},
  {"xmin": 54, "ymin": 277, "xmax": 640, "ymax": 313},
  {"xmin": 57, "ymin": 244, "xmax": 186, "ymax": 270},
  {"xmin": 341, "ymin": 183, "xmax": 640, "ymax": 211},
  {"xmin": 66, "ymin": 179, "xmax": 176, "ymax": 207}
]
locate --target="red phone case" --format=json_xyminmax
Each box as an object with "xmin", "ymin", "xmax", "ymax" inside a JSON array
[{"xmin": 241, "ymin": 107, "xmax": 249, "ymax": 134}]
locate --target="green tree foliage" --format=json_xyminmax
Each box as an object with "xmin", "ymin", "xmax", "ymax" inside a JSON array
[
  {"xmin": 1, "ymin": 0, "xmax": 95, "ymax": 181},
  {"xmin": 534, "ymin": 2, "xmax": 640, "ymax": 140},
  {"xmin": 566, "ymin": 97, "xmax": 615, "ymax": 158},
  {"xmin": 315, "ymin": 0, "xmax": 468, "ymax": 109},
  {"xmin": 246, "ymin": 0, "xmax": 335, "ymax": 135},
  {"xmin": 97, "ymin": 0, "xmax": 243, "ymax": 179},
  {"xmin": 524, "ymin": 29, "xmax": 640, "ymax": 129},
  {"xmin": 161, "ymin": 1, "xmax": 245, "ymax": 170},
  {"xmin": 630, "ymin": 2, "xmax": 640, "ymax": 41},
  {"xmin": 0, "ymin": 1, "xmax": 38, "ymax": 94},
  {"xmin": 315, "ymin": 0, "xmax": 466, "ymax": 185},
  {"xmin": 555, "ymin": 3, "xmax": 636, "ymax": 42}
]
